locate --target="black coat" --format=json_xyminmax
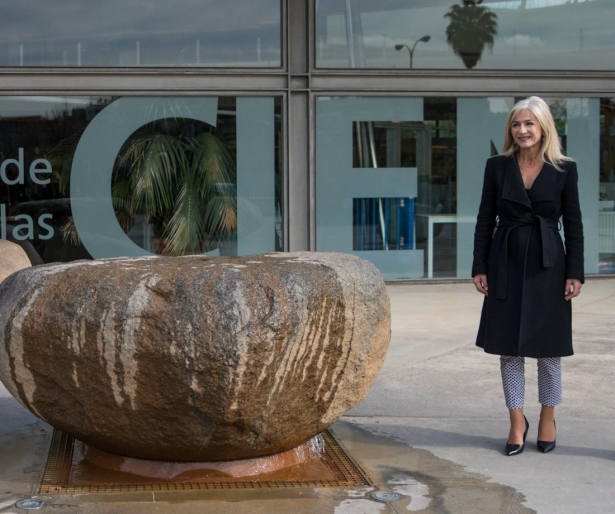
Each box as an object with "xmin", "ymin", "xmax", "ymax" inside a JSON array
[{"xmin": 472, "ymin": 155, "xmax": 584, "ymax": 358}]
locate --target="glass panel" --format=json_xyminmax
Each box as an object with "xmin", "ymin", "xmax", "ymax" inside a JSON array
[
  {"xmin": 1, "ymin": 0, "xmax": 281, "ymax": 67},
  {"xmin": 315, "ymin": 0, "xmax": 615, "ymax": 70},
  {"xmin": 316, "ymin": 98, "xmax": 425, "ymax": 280},
  {"xmin": 352, "ymin": 121, "xmax": 418, "ymax": 168},
  {"xmin": 0, "ymin": 96, "xmax": 282, "ymax": 264},
  {"xmin": 316, "ymin": 96, "xmax": 611, "ymax": 280},
  {"xmin": 353, "ymin": 198, "xmax": 415, "ymax": 251}
]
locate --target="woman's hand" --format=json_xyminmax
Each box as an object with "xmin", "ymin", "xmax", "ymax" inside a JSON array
[
  {"xmin": 564, "ymin": 278, "xmax": 582, "ymax": 301},
  {"xmin": 473, "ymin": 274, "xmax": 488, "ymax": 296}
]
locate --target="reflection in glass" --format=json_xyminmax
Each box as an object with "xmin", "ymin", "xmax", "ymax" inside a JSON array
[
  {"xmin": 319, "ymin": 96, "xmax": 612, "ymax": 279},
  {"xmin": 352, "ymin": 121, "xmax": 418, "ymax": 168},
  {"xmin": 0, "ymin": 96, "xmax": 283, "ymax": 264},
  {"xmin": 316, "ymin": 0, "xmax": 615, "ymax": 70},
  {"xmin": 113, "ymin": 116, "xmax": 237, "ymax": 256},
  {"xmin": 394, "ymin": 36, "xmax": 431, "ymax": 69},
  {"xmin": 0, "ymin": 97, "xmax": 105, "ymax": 263},
  {"xmin": 0, "ymin": 0, "xmax": 281, "ymax": 67},
  {"xmin": 351, "ymin": 122, "xmax": 417, "ymax": 254},
  {"xmin": 445, "ymin": 0, "xmax": 498, "ymax": 69},
  {"xmin": 351, "ymin": 106, "xmax": 457, "ymax": 272}
]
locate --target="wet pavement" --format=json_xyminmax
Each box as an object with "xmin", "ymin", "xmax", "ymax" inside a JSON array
[{"xmin": 1, "ymin": 277, "xmax": 614, "ymax": 513}]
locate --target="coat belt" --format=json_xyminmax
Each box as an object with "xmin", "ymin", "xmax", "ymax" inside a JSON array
[{"xmin": 494, "ymin": 216, "xmax": 559, "ymax": 300}]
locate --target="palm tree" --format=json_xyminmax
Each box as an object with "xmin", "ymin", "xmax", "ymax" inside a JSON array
[
  {"xmin": 444, "ymin": 0, "xmax": 498, "ymax": 69},
  {"xmin": 53, "ymin": 118, "xmax": 237, "ymax": 256},
  {"xmin": 113, "ymin": 119, "xmax": 237, "ymax": 255}
]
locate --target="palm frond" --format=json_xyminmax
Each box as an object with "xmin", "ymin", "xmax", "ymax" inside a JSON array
[
  {"xmin": 202, "ymin": 195, "xmax": 237, "ymax": 235},
  {"xmin": 157, "ymin": 131, "xmax": 237, "ymax": 256},
  {"xmin": 191, "ymin": 132, "xmax": 236, "ymax": 204},
  {"xmin": 49, "ymin": 115, "xmax": 240, "ymax": 256},
  {"xmin": 162, "ymin": 180, "xmax": 205, "ymax": 255},
  {"xmin": 111, "ymin": 179, "xmax": 136, "ymax": 232},
  {"xmin": 118, "ymin": 133, "xmax": 186, "ymax": 217},
  {"xmin": 60, "ymin": 216, "xmax": 80, "ymax": 245}
]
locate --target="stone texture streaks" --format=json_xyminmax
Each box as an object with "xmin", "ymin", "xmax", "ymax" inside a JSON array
[{"xmin": 0, "ymin": 252, "xmax": 390, "ymax": 461}]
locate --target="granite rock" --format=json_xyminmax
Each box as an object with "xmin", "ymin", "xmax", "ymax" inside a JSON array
[{"xmin": 0, "ymin": 252, "xmax": 390, "ymax": 461}]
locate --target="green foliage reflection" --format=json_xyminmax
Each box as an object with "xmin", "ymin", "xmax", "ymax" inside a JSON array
[{"xmin": 445, "ymin": 0, "xmax": 498, "ymax": 69}]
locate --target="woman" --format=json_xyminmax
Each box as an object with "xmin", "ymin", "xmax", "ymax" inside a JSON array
[{"xmin": 472, "ymin": 96, "xmax": 584, "ymax": 456}]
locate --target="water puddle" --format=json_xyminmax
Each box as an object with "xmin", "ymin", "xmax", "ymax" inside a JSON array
[
  {"xmin": 333, "ymin": 421, "xmax": 536, "ymax": 514},
  {"xmin": 69, "ymin": 434, "xmax": 336, "ymax": 484}
]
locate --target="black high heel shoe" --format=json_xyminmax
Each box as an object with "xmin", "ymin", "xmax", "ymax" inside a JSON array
[
  {"xmin": 537, "ymin": 420, "xmax": 556, "ymax": 453},
  {"xmin": 505, "ymin": 416, "xmax": 529, "ymax": 456}
]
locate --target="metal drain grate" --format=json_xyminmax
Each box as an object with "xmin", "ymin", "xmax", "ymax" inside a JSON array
[{"xmin": 38, "ymin": 429, "xmax": 371, "ymax": 494}]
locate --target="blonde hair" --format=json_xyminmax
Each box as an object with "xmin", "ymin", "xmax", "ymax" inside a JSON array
[{"xmin": 501, "ymin": 96, "xmax": 573, "ymax": 171}]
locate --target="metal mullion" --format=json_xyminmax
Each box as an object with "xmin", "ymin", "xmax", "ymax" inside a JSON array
[
  {"xmin": 281, "ymin": 91, "xmax": 291, "ymax": 253},
  {"xmin": 308, "ymin": 70, "xmax": 615, "ymax": 96},
  {"xmin": 281, "ymin": 0, "xmax": 289, "ymax": 73},
  {"xmin": 309, "ymin": 89, "xmax": 615, "ymax": 100},
  {"xmin": 306, "ymin": 0, "xmax": 316, "ymax": 251},
  {"xmin": 311, "ymin": 68, "xmax": 615, "ymax": 78},
  {"xmin": 309, "ymin": 90, "xmax": 317, "ymax": 251},
  {"xmin": 308, "ymin": 83, "xmax": 315, "ymax": 251},
  {"xmin": 0, "ymin": 72, "xmax": 289, "ymax": 95},
  {"xmin": 287, "ymin": 0, "xmax": 311, "ymax": 251},
  {"xmin": 307, "ymin": 0, "xmax": 315, "ymax": 76}
]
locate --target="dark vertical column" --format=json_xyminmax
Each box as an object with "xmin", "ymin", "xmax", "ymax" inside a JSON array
[{"xmin": 287, "ymin": 0, "xmax": 311, "ymax": 251}]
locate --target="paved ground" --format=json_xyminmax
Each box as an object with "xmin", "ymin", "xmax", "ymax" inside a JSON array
[
  {"xmin": 349, "ymin": 277, "xmax": 615, "ymax": 513},
  {"xmin": 1, "ymin": 277, "xmax": 614, "ymax": 513}
]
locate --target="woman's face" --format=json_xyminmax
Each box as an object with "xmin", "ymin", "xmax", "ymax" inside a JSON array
[{"xmin": 511, "ymin": 109, "xmax": 543, "ymax": 152}]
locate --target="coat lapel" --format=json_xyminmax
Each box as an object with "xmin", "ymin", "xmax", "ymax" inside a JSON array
[{"xmin": 502, "ymin": 155, "xmax": 532, "ymax": 208}]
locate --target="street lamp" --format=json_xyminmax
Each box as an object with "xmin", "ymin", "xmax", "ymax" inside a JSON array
[{"xmin": 395, "ymin": 35, "xmax": 431, "ymax": 69}]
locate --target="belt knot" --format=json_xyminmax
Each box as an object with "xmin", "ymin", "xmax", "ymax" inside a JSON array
[{"xmin": 495, "ymin": 215, "xmax": 559, "ymax": 300}]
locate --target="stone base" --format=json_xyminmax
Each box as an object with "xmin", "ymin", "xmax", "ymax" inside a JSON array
[{"xmin": 78, "ymin": 435, "xmax": 327, "ymax": 481}]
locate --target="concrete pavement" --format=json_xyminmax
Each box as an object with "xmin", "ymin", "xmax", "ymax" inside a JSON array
[
  {"xmin": 349, "ymin": 277, "xmax": 615, "ymax": 513},
  {"xmin": 1, "ymin": 277, "xmax": 614, "ymax": 513}
]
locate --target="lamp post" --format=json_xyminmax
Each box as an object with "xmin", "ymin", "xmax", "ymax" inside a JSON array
[{"xmin": 395, "ymin": 35, "xmax": 431, "ymax": 69}]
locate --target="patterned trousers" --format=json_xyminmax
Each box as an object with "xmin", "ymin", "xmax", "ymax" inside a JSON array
[{"xmin": 500, "ymin": 356, "xmax": 563, "ymax": 410}]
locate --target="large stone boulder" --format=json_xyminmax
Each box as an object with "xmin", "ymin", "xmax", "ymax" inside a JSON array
[
  {"xmin": 0, "ymin": 240, "xmax": 32, "ymax": 283},
  {"xmin": 0, "ymin": 252, "xmax": 390, "ymax": 461}
]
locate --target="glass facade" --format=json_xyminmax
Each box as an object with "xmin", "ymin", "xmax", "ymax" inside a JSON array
[
  {"xmin": 315, "ymin": 96, "xmax": 608, "ymax": 279},
  {"xmin": 0, "ymin": 96, "xmax": 283, "ymax": 264},
  {"xmin": 316, "ymin": 0, "xmax": 615, "ymax": 70},
  {"xmin": 0, "ymin": 0, "xmax": 282, "ymax": 67},
  {"xmin": 0, "ymin": 0, "xmax": 614, "ymax": 281}
]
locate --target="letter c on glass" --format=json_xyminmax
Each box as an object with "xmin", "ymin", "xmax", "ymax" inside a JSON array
[{"xmin": 70, "ymin": 97, "xmax": 218, "ymax": 259}]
